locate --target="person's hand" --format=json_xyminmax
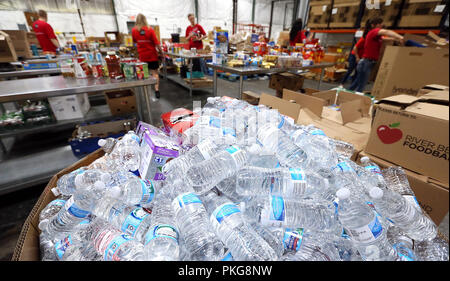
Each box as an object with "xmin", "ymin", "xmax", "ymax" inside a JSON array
[{"xmin": 356, "ymin": 57, "xmax": 360, "ymax": 63}]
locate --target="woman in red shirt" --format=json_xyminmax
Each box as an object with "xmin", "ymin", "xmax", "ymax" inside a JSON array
[
  {"xmin": 349, "ymin": 17, "xmax": 404, "ymax": 93},
  {"xmin": 289, "ymin": 18, "xmax": 306, "ymax": 47},
  {"xmin": 132, "ymin": 14, "xmax": 163, "ymax": 98},
  {"xmin": 186, "ymin": 13, "xmax": 207, "ymax": 50}
]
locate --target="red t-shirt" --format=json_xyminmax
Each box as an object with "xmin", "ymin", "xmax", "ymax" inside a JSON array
[
  {"xmin": 186, "ymin": 24, "xmax": 206, "ymax": 50},
  {"xmin": 289, "ymin": 30, "xmax": 306, "ymax": 46},
  {"xmin": 352, "ymin": 37, "xmax": 365, "ymax": 58},
  {"xmin": 132, "ymin": 26, "xmax": 160, "ymax": 62},
  {"xmin": 32, "ymin": 20, "xmax": 57, "ymax": 53},
  {"xmin": 362, "ymin": 28, "xmax": 382, "ymax": 61}
]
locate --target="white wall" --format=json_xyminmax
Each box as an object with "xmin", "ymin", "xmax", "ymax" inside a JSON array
[{"xmin": 0, "ymin": 10, "xmax": 28, "ymax": 30}]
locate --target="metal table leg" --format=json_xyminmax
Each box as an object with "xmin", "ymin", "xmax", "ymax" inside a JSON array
[
  {"xmin": 0, "ymin": 138, "xmax": 7, "ymax": 155},
  {"xmin": 189, "ymin": 58, "xmax": 193, "ymax": 99},
  {"xmin": 317, "ymin": 67, "xmax": 325, "ymax": 90},
  {"xmin": 162, "ymin": 56, "xmax": 168, "ymax": 81},
  {"xmin": 142, "ymin": 85, "xmax": 154, "ymax": 125},
  {"xmin": 239, "ymin": 75, "xmax": 244, "ymax": 100},
  {"xmin": 213, "ymin": 68, "xmax": 218, "ymax": 96}
]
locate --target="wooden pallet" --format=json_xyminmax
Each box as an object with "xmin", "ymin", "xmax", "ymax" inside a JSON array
[{"xmin": 183, "ymin": 77, "xmax": 213, "ymax": 88}]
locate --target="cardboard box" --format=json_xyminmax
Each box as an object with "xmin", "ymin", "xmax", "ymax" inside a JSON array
[
  {"xmin": 357, "ymin": 151, "xmax": 449, "ymax": 226},
  {"xmin": 48, "ymin": 93, "xmax": 91, "ymax": 121},
  {"xmin": 277, "ymin": 31, "xmax": 290, "ymax": 47},
  {"xmin": 0, "ymin": 30, "xmax": 18, "ymax": 62},
  {"xmin": 417, "ymin": 84, "xmax": 449, "ymax": 96},
  {"xmin": 399, "ymin": 0, "xmax": 444, "ymax": 28},
  {"xmin": 104, "ymin": 89, "xmax": 137, "ymax": 116},
  {"xmin": 2, "ymin": 30, "xmax": 32, "ymax": 58},
  {"xmin": 308, "ymin": 3, "xmax": 332, "ymax": 28},
  {"xmin": 372, "ymin": 46, "xmax": 449, "ymax": 99},
  {"xmin": 26, "ymin": 32, "xmax": 40, "ymax": 48},
  {"xmin": 365, "ymin": 91, "xmax": 449, "ymax": 185},
  {"xmin": 269, "ymin": 72, "xmax": 305, "ymax": 92},
  {"xmin": 403, "ymin": 33, "xmax": 449, "ymax": 49},
  {"xmin": 242, "ymin": 91, "xmax": 261, "ymax": 105},
  {"xmin": 329, "ymin": 1, "xmax": 361, "ymax": 28},
  {"xmin": 322, "ymin": 52, "xmax": 345, "ymax": 63},
  {"xmin": 160, "ymin": 108, "xmax": 199, "ymax": 141}
]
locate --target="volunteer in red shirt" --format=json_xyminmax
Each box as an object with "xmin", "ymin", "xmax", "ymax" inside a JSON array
[
  {"xmin": 132, "ymin": 13, "xmax": 163, "ymax": 98},
  {"xmin": 289, "ymin": 18, "xmax": 307, "ymax": 47},
  {"xmin": 186, "ymin": 13, "xmax": 207, "ymax": 50},
  {"xmin": 349, "ymin": 17, "xmax": 404, "ymax": 92},
  {"xmin": 32, "ymin": 10, "xmax": 60, "ymax": 54},
  {"xmin": 340, "ymin": 19, "xmax": 372, "ymax": 86}
]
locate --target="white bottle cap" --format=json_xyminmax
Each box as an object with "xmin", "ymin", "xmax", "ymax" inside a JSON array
[
  {"xmin": 109, "ymin": 186, "xmax": 121, "ymax": 198},
  {"xmin": 207, "ymin": 97, "xmax": 216, "ymax": 103},
  {"xmin": 360, "ymin": 156, "xmax": 370, "ymax": 164},
  {"xmin": 336, "ymin": 188, "xmax": 350, "ymax": 200},
  {"xmin": 98, "ymin": 139, "xmax": 106, "ymax": 147},
  {"xmin": 51, "ymin": 187, "xmax": 61, "ymax": 197},
  {"xmin": 94, "ymin": 181, "xmax": 106, "ymax": 190},
  {"xmin": 369, "ymin": 187, "xmax": 384, "ymax": 199},
  {"xmin": 101, "ymin": 173, "xmax": 111, "ymax": 184},
  {"xmin": 38, "ymin": 220, "xmax": 49, "ymax": 231}
]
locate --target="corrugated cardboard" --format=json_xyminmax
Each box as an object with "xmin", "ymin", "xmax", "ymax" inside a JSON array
[
  {"xmin": 259, "ymin": 93, "xmax": 302, "ymax": 121},
  {"xmin": 269, "ymin": 72, "xmax": 305, "ymax": 93},
  {"xmin": 0, "ymin": 30, "xmax": 18, "ymax": 62},
  {"xmin": 104, "ymin": 89, "xmax": 137, "ymax": 116},
  {"xmin": 48, "ymin": 93, "xmax": 91, "ymax": 121},
  {"xmin": 357, "ymin": 151, "xmax": 449, "ymax": 226},
  {"xmin": 417, "ymin": 84, "xmax": 449, "ymax": 96},
  {"xmin": 365, "ymin": 91, "xmax": 449, "ymax": 185},
  {"xmin": 372, "ymin": 46, "xmax": 449, "ymax": 99},
  {"xmin": 2, "ymin": 30, "xmax": 32, "ymax": 58}
]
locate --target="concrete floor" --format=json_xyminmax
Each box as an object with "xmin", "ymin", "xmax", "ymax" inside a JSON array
[{"xmin": 0, "ymin": 75, "xmax": 448, "ymax": 260}]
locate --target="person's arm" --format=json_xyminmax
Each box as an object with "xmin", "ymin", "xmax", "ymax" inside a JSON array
[
  {"xmin": 46, "ymin": 24, "xmax": 60, "ymax": 48},
  {"xmin": 353, "ymin": 45, "xmax": 360, "ymax": 61},
  {"xmin": 197, "ymin": 25, "xmax": 207, "ymax": 41},
  {"xmin": 150, "ymin": 29, "xmax": 163, "ymax": 58},
  {"xmin": 378, "ymin": 29, "xmax": 404, "ymax": 44},
  {"xmin": 186, "ymin": 27, "xmax": 194, "ymax": 40}
]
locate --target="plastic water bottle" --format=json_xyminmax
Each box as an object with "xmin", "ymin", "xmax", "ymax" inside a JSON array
[
  {"xmin": 171, "ymin": 191, "xmax": 225, "ymax": 261},
  {"xmin": 386, "ymin": 226, "xmax": 417, "ymax": 261},
  {"xmin": 91, "ymin": 219, "xmax": 145, "ymax": 261},
  {"xmin": 109, "ymin": 176, "xmax": 157, "ymax": 207},
  {"xmin": 38, "ymin": 197, "xmax": 69, "ymax": 231},
  {"xmin": 143, "ymin": 195, "xmax": 181, "ymax": 261},
  {"xmin": 221, "ymin": 250, "xmax": 234, "ymax": 261},
  {"xmin": 74, "ymin": 169, "xmax": 111, "ymax": 194},
  {"xmin": 332, "ymin": 160, "xmax": 368, "ymax": 201},
  {"xmin": 257, "ymin": 123, "xmax": 308, "ymax": 169},
  {"xmin": 336, "ymin": 188, "xmax": 396, "ymax": 261},
  {"xmin": 215, "ymin": 176, "xmax": 248, "ymax": 204},
  {"xmin": 92, "ymin": 196, "xmax": 153, "ymax": 243},
  {"xmin": 201, "ymin": 190, "xmax": 279, "ymax": 261},
  {"xmin": 40, "ymin": 233, "xmax": 57, "ymax": 261},
  {"xmin": 113, "ymin": 144, "xmax": 141, "ymax": 172},
  {"xmin": 98, "ymin": 137, "xmax": 118, "ymax": 154},
  {"xmin": 186, "ymin": 144, "xmax": 255, "ymax": 194},
  {"xmin": 247, "ymin": 150, "xmax": 279, "ymax": 169},
  {"xmin": 54, "ymin": 221, "xmax": 99, "ymax": 261},
  {"xmin": 51, "ymin": 168, "xmax": 87, "ymax": 197},
  {"xmin": 382, "ymin": 166, "xmax": 422, "ymax": 212},
  {"xmin": 236, "ymin": 166, "xmax": 329, "ymax": 199},
  {"xmin": 247, "ymin": 221, "xmax": 284, "ymax": 258},
  {"xmin": 333, "ymin": 140, "xmax": 355, "ymax": 159},
  {"xmin": 359, "ymin": 156, "xmax": 388, "ymax": 189},
  {"xmin": 243, "ymin": 195, "xmax": 340, "ymax": 234},
  {"xmin": 368, "ymin": 187, "xmax": 437, "ymax": 241},
  {"xmin": 162, "ymin": 138, "xmax": 224, "ymax": 182},
  {"xmin": 415, "ymin": 234, "xmax": 449, "ymax": 261}
]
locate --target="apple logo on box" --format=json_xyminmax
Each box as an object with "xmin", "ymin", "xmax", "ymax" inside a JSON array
[{"xmin": 377, "ymin": 123, "xmax": 403, "ymax": 144}]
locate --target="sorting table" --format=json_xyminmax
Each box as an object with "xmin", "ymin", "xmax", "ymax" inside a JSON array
[
  {"xmin": 207, "ymin": 62, "xmax": 337, "ymax": 99},
  {"xmin": 161, "ymin": 52, "xmax": 213, "ymax": 97},
  {"xmin": 0, "ymin": 68, "xmax": 61, "ymax": 80}
]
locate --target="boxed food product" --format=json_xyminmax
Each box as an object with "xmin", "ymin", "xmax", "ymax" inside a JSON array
[
  {"xmin": 161, "ymin": 108, "xmax": 199, "ymax": 143},
  {"xmin": 48, "ymin": 94, "xmax": 91, "ymax": 121}
]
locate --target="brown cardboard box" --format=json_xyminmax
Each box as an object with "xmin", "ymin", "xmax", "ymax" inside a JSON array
[
  {"xmin": 27, "ymin": 32, "xmax": 40, "ymax": 48},
  {"xmin": 417, "ymin": 84, "xmax": 449, "ymax": 96},
  {"xmin": 308, "ymin": 2, "xmax": 332, "ymax": 28},
  {"xmin": 357, "ymin": 151, "xmax": 449, "ymax": 226},
  {"xmin": 2, "ymin": 30, "xmax": 32, "ymax": 58},
  {"xmin": 403, "ymin": 33, "xmax": 449, "ymax": 49},
  {"xmin": 0, "ymin": 30, "xmax": 18, "ymax": 62},
  {"xmin": 269, "ymin": 72, "xmax": 305, "ymax": 92},
  {"xmin": 399, "ymin": 0, "xmax": 444, "ymax": 28},
  {"xmin": 372, "ymin": 46, "xmax": 449, "ymax": 99},
  {"xmin": 329, "ymin": 0, "xmax": 361, "ymax": 28},
  {"xmin": 242, "ymin": 91, "xmax": 261, "ymax": 105},
  {"xmin": 365, "ymin": 91, "xmax": 449, "ymax": 185},
  {"xmin": 259, "ymin": 93, "xmax": 303, "ymax": 121},
  {"xmin": 12, "ymin": 149, "xmax": 105, "ymax": 261},
  {"xmin": 277, "ymin": 31, "xmax": 290, "ymax": 47},
  {"xmin": 104, "ymin": 89, "xmax": 137, "ymax": 116},
  {"xmin": 322, "ymin": 52, "xmax": 345, "ymax": 63}
]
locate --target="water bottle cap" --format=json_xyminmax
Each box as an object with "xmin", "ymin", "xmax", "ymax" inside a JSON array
[
  {"xmin": 207, "ymin": 97, "xmax": 216, "ymax": 103},
  {"xmin": 94, "ymin": 181, "xmax": 106, "ymax": 190},
  {"xmin": 101, "ymin": 173, "xmax": 111, "ymax": 184},
  {"xmin": 336, "ymin": 188, "xmax": 350, "ymax": 200},
  {"xmin": 38, "ymin": 220, "xmax": 49, "ymax": 231},
  {"xmin": 98, "ymin": 139, "xmax": 107, "ymax": 147},
  {"xmin": 369, "ymin": 187, "xmax": 384, "ymax": 199},
  {"xmin": 360, "ymin": 156, "xmax": 370, "ymax": 164},
  {"xmin": 109, "ymin": 185, "xmax": 121, "ymax": 198},
  {"xmin": 74, "ymin": 174, "xmax": 84, "ymax": 188},
  {"xmin": 51, "ymin": 187, "xmax": 61, "ymax": 197}
]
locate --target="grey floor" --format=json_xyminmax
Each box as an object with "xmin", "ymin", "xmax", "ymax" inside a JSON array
[{"xmin": 0, "ymin": 75, "xmax": 448, "ymax": 260}]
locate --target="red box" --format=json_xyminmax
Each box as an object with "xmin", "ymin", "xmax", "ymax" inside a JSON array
[{"xmin": 161, "ymin": 108, "xmax": 199, "ymax": 140}]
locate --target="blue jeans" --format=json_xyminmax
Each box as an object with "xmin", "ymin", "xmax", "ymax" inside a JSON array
[
  {"xmin": 341, "ymin": 54, "xmax": 357, "ymax": 84},
  {"xmin": 349, "ymin": 58, "xmax": 376, "ymax": 92}
]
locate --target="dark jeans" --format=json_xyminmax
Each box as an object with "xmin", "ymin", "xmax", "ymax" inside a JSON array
[
  {"xmin": 341, "ymin": 54, "xmax": 357, "ymax": 84},
  {"xmin": 349, "ymin": 58, "xmax": 376, "ymax": 92}
]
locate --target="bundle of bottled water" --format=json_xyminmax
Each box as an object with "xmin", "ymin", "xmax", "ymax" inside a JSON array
[{"xmin": 38, "ymin": 96, "xmax": 448, "ymax": 261}]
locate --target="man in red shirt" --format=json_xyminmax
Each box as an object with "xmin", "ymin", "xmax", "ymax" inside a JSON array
[
  {"xmin": 185, "ymin": 13, "xmax": 207, "ymax": 50},
  {"xmin": 32, "ymin": 10, "xmax": 60, "ymax": 54},
  {"xmin": 349, "ymin": 17, "xmax": 403, "ymax": 92}
]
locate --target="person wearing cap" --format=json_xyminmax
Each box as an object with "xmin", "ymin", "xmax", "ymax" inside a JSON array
[{"xmin": 31, "ymin": 10, "xmax": 60, "ymax": 55}]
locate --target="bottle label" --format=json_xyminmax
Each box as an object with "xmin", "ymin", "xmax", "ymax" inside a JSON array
[
  {"xmin": 176, "ymin": 192, "xmax": 203, "ymax": 208},
  {"xmin": 139, "ymin": 179, "xmax": 155, "ymax": 205},
  {"xmin": 310, "ymin": 129, "xmax": 326, "ymax": 136},
  {"xmin": 261, "ymin": 196, "xmax": 286, "ymax": 226},
  {"xmin": 365, "ymin": 165, "xmax": 381, "ymax": 175},
  {"xmin": 221, "ymin": 252, "xmax": 234, "ymax": 261},
  {"xmin": 65, "ymin": 197, "xmax": 91, "ymax": 218},
  {"xmin": 288, "ymin": 168, "xmax": 306, "ymax": 195},
  {"xmin": 222, "ymin": 127, "xmax": 237, "ymax": 138},
  {"xmin": 336, "ymin": 162, "xmax": 353, "ymax": 172},
  {"xmin": 197, "ymin": 139, "xmax": 215, "ymax": 160},
  {"xmin": 104, "ymin": 234, "xmax": 133, "ymax": 261},
  {"xmin": 145, "ymin": 224, "xmax": 179, "ymax": 245},
  {"xmin": 347, "ymin": 216, "xmax": 383, "ymax": 243},
  {"xmin": 121, "ymin": 207, "xmax": 150, "ymax": 237},
  {"xmin": 209, "ymin": 116, "xmax": 222, "ymax": 128},
  {"xmin": 277, "ymin": 116, "xmax": 285, "ymax": 129},
  {"xmin": 211, "ymin": 203, "xmax": 241, "ymax": 225},
  {"xmin": 283, "ymin": 228, "xmax": 304, "ymax": 251},
  {"xmin": 393, "ymin": 243, "xmax": 415, "ymax": 261},
  {"xmin": 54, "ymin": 235, "xmax": 73, "ymax": 260},
  {"xmin": 225, "ymin": 145, "xmax": 244, "ymax": 166},
  {"xmin": 49, "ymin": 199, "xmax": 67, "ymax": 208}
]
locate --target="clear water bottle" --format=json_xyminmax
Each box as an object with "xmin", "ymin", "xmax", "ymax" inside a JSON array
[
  {"xmin": 109, "ymin": 176, "xmax": 157, "ymax": 207},
  {"xmin": 386, "ymin": 226, "xmax": 417, "ymax": 261},
  {"xmin": 51, "ymin": 168, "xmax": 87, "ymax": 197},
  {"xmin": 74, "ymin": 169, "xmax": 111, "ymax": 194},
  {"xmin": 247, "ymin": 150, "xmax": 279, "ymax": 169},
  {"xmin": 186, "ymin": 144, "xmax": 253, "ymax": 195},
  {"xmin": 113, "ymin": 144, "xmax": 141, "ymax": 172},
  {"xmin": 98, "ymin": 137, "xmax": 118, "ymax": 154},
  {"xmin": 54, "ymin": 220, "xmax": 98, "ymax": 261},
  {"xmin": 162, "ymin": 138, "xmax": 224, "ymax": 182},
  {"xmin": 243, "ymin": 195, "xmax": 340, "ymax": 233},
  {"xmin": 332, "ymin": 160, "xmax": 368, "ymax": 201},
  {"xmin": 40, "ymin": 232, "xmax": 57, "ymax": 261},
  {"xmin": 38, "ymin": 197, "xmax": 70, "ymax": 231},
  {"xmin": 171, "ymin": 191, "xmax": 225, "ymax": 261},
  {"xmin": 221, "ymin": 250, "xmax": 234, "ymax": 261},
  {"xmin": 333, "ymin": 140, "xmax": 355, "ymax": 159},
  {"xmin": 336, "ymin": 188, "xmax": 396, "ymax": 261},
  {"xmin": 368, "ymin": 187, "xmax": 437, "ymax": 242},
  {"xmin": 92, "ymin": 196, "xmax": 153, "ymax": 243},
  {"xmin": 215, "ymin": 176, "xmax": 248, "ymax": 204},
  {"xmin": 201, "ymin": 191, "xmax": 279, "ymax": 261},
  {"xmin": 382, "ymin": 166, "xmax": 422, "ymax": 212},
  {"xmin": 236, "ymin": 166, "xmax": 329, "ymax": 199},
  {"xmin": 257, "ymin": 123, "xmax": 308, "ymax": 169},
  {"xmin": 91, "ymin": 219, "xmax": 145, "ymax": 261},
  {"xmin": 415, "ymin": 234, "xmax": 449, "ymax": 261},
  {"xmin": 333, "ymin": 235, "xmax": 363, "ymax": 261},
  {"xmin": 359, "ymin": 156, "xmax": 388, "ymax": 189},
  {"xmin": 247, "ymin": 221, "xmax": 284, "ymax": 258},
  {"xmin": 143, "ymin": 195, "xmax": 180, "ymax": 261}
]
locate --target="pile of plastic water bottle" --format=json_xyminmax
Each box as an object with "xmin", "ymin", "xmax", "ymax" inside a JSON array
[{"xmin": 38, "ymin": 96, "xmax": 449, "ymax": 261}]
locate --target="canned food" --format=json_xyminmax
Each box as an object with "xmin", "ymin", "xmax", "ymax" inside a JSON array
[
  {"xmin": 135, "ymin": 62, "xmax": 149, "ymax": 80},
  {"xmin": 123, "ymin": 63, "xmax": 135, "ymax": 79},
  {"xmin": 91, "ymin": 63, "xmax": 103, "ymax": 78}
]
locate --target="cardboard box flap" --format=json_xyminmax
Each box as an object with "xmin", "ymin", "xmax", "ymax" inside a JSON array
[
  {"xmin": 311, "ymin": 90, "xmax": 337, "ymax": 105},
  {"xmin": 419, "ymin": 91, "xmax": 449, "ymax": 105},
  {"xmin": 335, "ymin": 90, "xmax": 372, "ymax": 116},
  {"xmin": 406, "ymin": 102, "xmax": 449, "ymax": 121},
  {"xmin": 421, "ymin": 84, "xmax": 449, "ymax": 91},
  {"xmin": 259, "ymin": 93, "xmax": 302, "ymax": 121},
  {"xmin": 282, "ymin": 89, "xmax": 325, "ymax": 118},
  {"xmin": 376, "ymin": 94, "xmax": 421, "ymax": 108}
]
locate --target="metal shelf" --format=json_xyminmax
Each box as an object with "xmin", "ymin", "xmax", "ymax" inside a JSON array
[{"xmin": 166, "ymin": 74, "xmax": 214, "ymax": 91}]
